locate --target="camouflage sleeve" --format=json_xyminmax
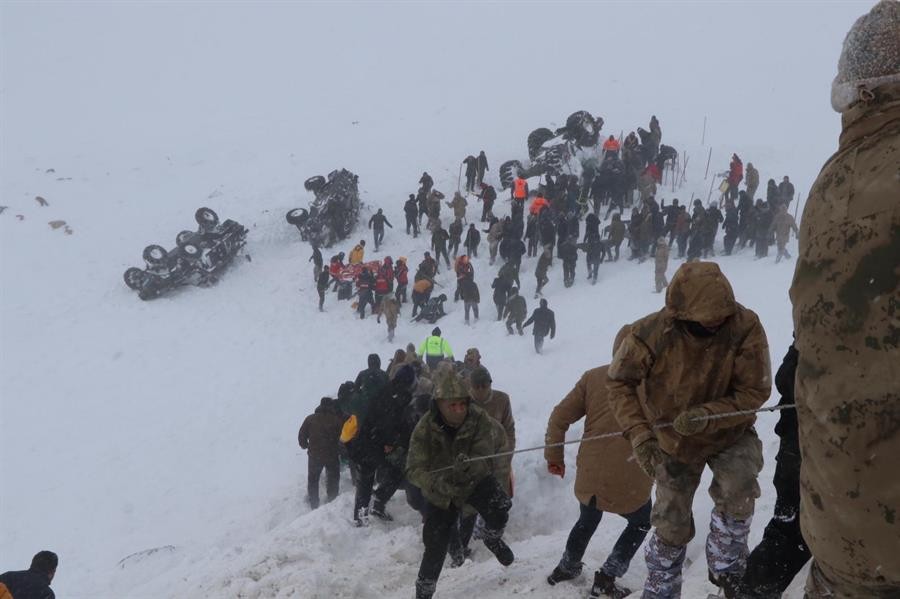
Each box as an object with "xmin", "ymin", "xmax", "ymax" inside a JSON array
[
  {"xmin": 500, "ymin": 396, "xmax": 516, "ymax": 453},
  {"xmin": 405, "ymin": 418, "xmax": 435, "ymax": 492},
  {"xmin": 544, "ymin": 375, "xmax": 586, "ymax": 465},
  {"xmin": 490, "ymin": 418, "xmax": 512, "ymax": 487},
  {"xmin": 702, "ymin": 315, "xmax": 772, "ymax": 433},
  {"xmin": 607, "ymin": 333, "xmax": 655, "ymax": 447}
]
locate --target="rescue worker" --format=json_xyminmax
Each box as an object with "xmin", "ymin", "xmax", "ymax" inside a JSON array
[
  {"xmin": 329, "ymin": 251, "xmax": 346, "ymax": 290},
  {"xmin": 316, "ymin": 265, "xmax": 330, "ymax": 311},
  {"xmin": 405, "ymin": 194, "xmax": 420, "ymax": 237},
  {"xmin": 447, "ymin": 191, "xmax": 468, "ymax": 223},
  {"xmin": 769, "ymin": 204, "xmax": 799, "ymax": 263},
  {"xmin": 545, "ymin": 352, "xmax": 653, "ymax": 598},
  {"xmin": 604, "ymin": 213, "xmax": 626, "ymax": 261},
  {"xmin": 448, "ymin": 218, "xmax": 463, "ymax": 258},
  {"xmin": 654, "ymin": 237, "xmax": 670, "ymax": 293},
  {"xmin": 463, "ymin": 155, "xmax": 478, "ymax": 192},
  {"xmin": 476, "ymin": 182, "xmax": 497, "ymax": 222},
  {"xmin": 349, "ymin": 240, "xmax": 366, "ymax": 265},
  {"xmin": 406, "ymin": 365, "xmax": 514, "ymax": 599},
  {"xmin": 485, "ymin": 216, "xmax": 503, "ymax": 265},
  {"xmin": 491, "ymin": 274, "xmax": 512, "ymax": 321},
  {"xmin": 368, "ymin": 208, "xmax": 393, "ymax": 251},
  {"xmin": 418, "ymin": 327, "xmax": 454, "ymax": 369},
  {"xmin": 511, "ymin": 175, "xmax": 528, "ymax": 226},
  {"xmin": 356, "ymin": 267, "xmax": 376, "ymax": 319},
  {"xmin": 559, "ymin": 236, "xmax": 578, "ymax": 288},
  {"xmin": 411, "ymin": 277, "xmax": 434, "ymax": 319},
  {"xmin": 503, "ymin": 287, "xmax": 527, "ymax": 335},
  {"xmin": 607, "ymin": 261, "xmax": 771, "ymax": 598},
  {"xmin": 744, "ymin": 162, "xmax": 759, "ymax": 203},
  {"xmin": 790, "ymin": 4, "xmax": 900, "ymax": 595},
  {"xmin": 464, "ymin": 223, "xmax": 480, "ymax": 258},
  {"xmin": 673, "ymin": 206, "xmax": 690, "ymax": 259},
  {"xmin": 378, "ymin": 295, "xmax": 400, "ymax": 342},
  {"xmin": 419, "ymin": 171, "xmax": 434, "ymax": 194},
  {"xmin": 727, "ymin": 154, "xmax": 744, "ymax": 203},
  {"xmin": 602, "ymin": 134, "xmax": 621, "ymax": 157},
  {"xmin": 534, "ymin": 246, "xmax": 552, "ymax": 298},
  {"xmin": 777, "ymin": 176, "xmax": 795, "ymax": 208},
  {"xmin": 459, "ymin": 276, "xmax": 480, "ymax": 325},
  {"xmin": 523, "ymin": 298, "xmax": 556, "ymax": 354},
  {"xmin": 298, "ymin": 397, "xmax": 344, "ymax": 508},
  {"xmin": 394, "ymin": 256, "xmax": 409, "ymax": 304},
  {"xmin": 431, "ymin": 223, "xmax": 451, "ymax": 270},
  {"xmin": 476, "ymin": 150, "xmax": 489, "ymax": 186},
  {"xmin": 309, "ymin": 244, "xmax": 323, "ymax": 283},
  {"xmin": 525, "ymin": 213, "xmax": 539, "ymax": 257}
]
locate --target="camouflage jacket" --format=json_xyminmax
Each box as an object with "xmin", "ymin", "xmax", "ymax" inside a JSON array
[
  {"xmin": 607, "ymin": 262, "xmax": 771, "ymax": 463},
  {"xmin": 406, "ymin": 403, "xmax": 510, "ymax": 510},
  {"xmin": 790, "ymin": 84, "xmax": 900, "ymax": 588}
]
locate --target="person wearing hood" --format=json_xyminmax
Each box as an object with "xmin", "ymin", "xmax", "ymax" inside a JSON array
[
  {"xmin": 349, "ymin": 240, "xmax": 366, "ymax": 265},
  {"xmin": 298, "ymin": 397, "xmax": 345, "ymax": 509},
  {"xmin": 418, "ymin": 327, "xmax": 453, "ymax": 369},
  {"xmin": 607, "ymin": 261, "xmax": 771, "ymax": 598},
  {"xmin": 378, "ymin": 295, "xmax": 400, "ymax": 342},
  {"xmin": 769, "ymin": 204, "xmax": 799, "ymax": 263},
  {"xmin": 604, "ymin": 213, "xmax": 626, "ymax": 261},
  {"xmin": 476, "ymin": 150, "xmax": 489, "ymax": 186},
  {"xmin": 349, "ymin": 365, "xmax": 418, "ymax": 525},
  {"xmin": 404, "ymin": 194, "xmax": 420, "ymax": 238},
  {"xmin": 753, "ymin": 200, "xmax": 773, "ymax": 259},
  {"xmin": 406, "ymin": 365, "xmax": 514, "ymax": 599},
  {"xmin": 462, "ymin": 155, "xmax": 478, "ymax": 192},
  {"xmin": 744, "ymin": 162, "xmax": 759, "ymax": 204},
  {"xmin": 791, "ymin": 3, "xmax": 900, "ymax": 595},
  {"xmin": 654, "ymin": 237, "xmax": 670, "ymax": 293},
  {"xmin": 523, "ymin": 299, "xmax": 556, "ymax": 354},
  {"xmin": 419, "ymin": 171, "xmax": 434, "ymax": 194}
]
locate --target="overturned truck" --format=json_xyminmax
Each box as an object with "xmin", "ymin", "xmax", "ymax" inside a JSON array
[
  {"xmin": 286, "ymin": 168, "xmax": 361, "ymax": 248},
  {"xmin": 123, "ymin": 207, "xmax": 248, "ymax": 300}
]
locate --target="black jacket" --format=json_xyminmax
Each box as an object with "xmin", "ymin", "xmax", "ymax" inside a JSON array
[
  {"xmin": 369, "ymin": 213, "xmax": 393, "ymax": 231},
  {"xmin": 523, "ymin": 307, "xmax": 556, "ymax": 337},
  {"xmin": 0, "ymin": 569, "xmax": 55, "ymax": 599},
  {"xmin": 404, "ymin": 198, "xmax": 419, "ymax": 217}
]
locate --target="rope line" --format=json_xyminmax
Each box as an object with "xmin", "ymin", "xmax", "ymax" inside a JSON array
[{"xmin": 427, "ymin": 403, "xmax": 795, "ymax": 474}]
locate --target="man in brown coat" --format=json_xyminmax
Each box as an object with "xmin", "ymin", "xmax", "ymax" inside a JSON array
[
  {"xmin": 298, "ymin": 397, "xmax": 345, "ymax": 509},
  {"xmin": 378, "ymin": 295, "xmax": 400, "ymax": 342},
  {"xmin": 769, "ymin": 204, "xmax": 799, "ymax": 263},
  {"xmin": 790, "ymin": 4, "xmax": 900, "ymax": 596},
  {"xmin": 469, "ymin": 367, "xmax": 515, "ymax": 487},
  {"xmin": 545, "ymin": 359, "xmax": 653, "ymax": 598},
  {"xmin": 607, "ymin": 261, "xmax": 771, "ymax": 598},
  {"xmin": 744, "ymin": 162, "xmax": 759, "ymax": 203}
]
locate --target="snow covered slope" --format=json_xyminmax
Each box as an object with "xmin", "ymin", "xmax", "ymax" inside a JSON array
[{"xmin": 0, "ymin": 2, "xmax": 871, "ymax": 598}]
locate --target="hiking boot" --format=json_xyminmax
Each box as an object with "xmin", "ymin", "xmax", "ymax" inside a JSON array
[
  {"xmin": 483, "ymin": 536, "xmax": 514, "ymax": 566},
  {"xmin": 709, "ymin": 570, "xmax": 742, "ymax": 598},
  {"xmin": 589, "ymin": 570, "xmax": 631, "ymax": 599},
  {"xmin": 547, "ymin": 562, "xmax": 582, "ymax": 585},
  {"xmin": 371, "ymin": 503, "xmax": 393, "ymax": 522}
]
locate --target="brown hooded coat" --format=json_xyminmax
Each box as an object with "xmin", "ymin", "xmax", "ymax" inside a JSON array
[
  {"xmin": 607, "ymin": 261, "xmax": 772, "ymax": 464},
  {"xmin": 770, "ymin": 206, "xmax": 799, "ymax": 247},
  {"xmin": 790, "ymin": 83, "xmax": 900, "ymax": 590},
  {"xmin": 545, "ymin": 365, "xmax": 652, "ymax": 514}
]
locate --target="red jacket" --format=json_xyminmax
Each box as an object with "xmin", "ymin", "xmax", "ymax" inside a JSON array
[
  {"xmin": 646, "ymin": 163, "xmax": 661, "ymax": 184},
  {"xmin": 728, "ymin": 159, "xmax": 744, "ymax": 186},
  {"xmin": 395, "ymin": 262, "xmax": 408, "ymax": 285}
]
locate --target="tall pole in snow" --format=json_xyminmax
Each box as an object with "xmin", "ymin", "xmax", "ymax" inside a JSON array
[
  {"xmin": 701, "ymin": 116, "xmax": 707, "ymax": 145},
  {"xmin": 704, "ymin": 147, "xmax": 712, "ymax": 180}
]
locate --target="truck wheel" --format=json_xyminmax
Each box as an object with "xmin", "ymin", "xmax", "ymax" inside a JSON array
[
  {"xmin": 195, "ymin": 207, "xmax": 219, "ymax": 227},
  {"xmin": 123, "ymin": 267, "xmax": 145, "ymax": 290},
  {"xmin": 142, "ymin": 244, "xmax": 168, "ymax": 266},
  {"xmin": 176, "ymin": 230, "xmax": 195, "ymax": 247}
]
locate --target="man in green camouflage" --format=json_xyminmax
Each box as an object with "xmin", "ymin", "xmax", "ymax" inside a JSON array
[{"xmin": 406, "ymin": 364, "xmax": 514, "ymax": 599}]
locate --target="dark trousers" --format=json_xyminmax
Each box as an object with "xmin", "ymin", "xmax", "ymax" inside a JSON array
[
  {"xmin": 406, "ymin": 482, "xmax": 427, "ymax": 516},
  {"xmin": 449, "ymin": 238, "xmax": 460, "ymax": 258},
  {"xmin": 353, "ymin": 461, "xmax": 404, "ymax": 520},
  {"xmin": 723, "ymin": 231, "xmax": 737, "ymax": 255},
  {"xmin": 676, "ymin": 233, "xmax": 688, "ymax": 258},
  {"xmin": 495, "ymin": 301, "xmax": 504, "ymax": 321},
  {"xmin": 464, "ymin": 301, "xmax": 479, "ymax": 323},
  {"xmin": 562, "ymin": 497, "xmax": 651, "ymax": 578},
  {"xmin": 373, "ymin": 228, "xmax": 385, "ymax": 249},
  {"xmin": 738, "ymin": 439, "xmax": 810, "ymax": 597},
  {"xmin": 481, "ymin": 202, "xmax": 493, "ymax": 222},
  {"xmin": 534, "ymin": 334, "xmax": 545, "ymax": 353},
  {"xmin": 435, "ymin": 246, "xmax": 450, "ymax": 268},
  {"xmin": 563, "ymin": 260, "xmax": 576, "ymax": 286},
  {"xmin": 755, "ymin": 236, "xmax": 769, "ymax": 258},
  {"xmin": 417, "ymin": 476, "xmax": 511, "ymax": 590},
  {"xmin": 588, "ymin": 260, "xmax": 599, "ymax": 283},
  {"xmin": 406, "ymin": 215, "xmax": 419, "ymax": 237},
  {"xmin": 317, "ymin": 288, "xmax": 326, "ymax": 310},
  {"xmin": 527, "ymin": 236, "xmax": 539, "ymax": 257},
  {"xmin": 395, "ymin": 283, "xmax": 407, "ymax": 304},
  {"xmin": 358, "ymin": 291, "xmax": 375, "ymax": 318},
  {"xmin": 308, "ymin": 455, "xmax": 340, "ymax": 509}
]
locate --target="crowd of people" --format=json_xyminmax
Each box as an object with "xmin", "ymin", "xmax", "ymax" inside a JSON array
[{"xmin": 294, "ymin": 5, "xmax": 898, "ymax": 598}]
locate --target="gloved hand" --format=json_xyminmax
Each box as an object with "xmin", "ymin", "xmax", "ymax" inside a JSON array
[
  {"xmin": 633, "ymin": 438, "xmax": 662, "ymax": 479},
  {"xmin": 673, "ymin": 407, "xmax": 710, "ymax": 436},
  {"xmin": 453, "ymin": 453, "xmax": 470, "ymax": 473},
  {"xmin": 547, "ymin": 463, "xmax": 565, "ymax": 478}
]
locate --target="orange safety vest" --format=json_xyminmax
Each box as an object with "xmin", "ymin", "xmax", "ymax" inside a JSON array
[
  {"xmin": 603, "ymin": 138, "xmax": 621, "ymax": 152},
  {"xmin": 513, "ymin": 178, "xmax": 527, "ymax": 199}
]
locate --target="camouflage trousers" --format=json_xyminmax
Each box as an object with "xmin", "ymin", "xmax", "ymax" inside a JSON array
[
  {"xmin": 655, "ymin": 269, "xmax": 668, "ymax": 293},
  {"xmin": 805, "ymin": 560, "xmax": 900, "ymax": 599},
  {"xmin": 643, "ymin": 430, "xmax": 763, "ymax": 598}
]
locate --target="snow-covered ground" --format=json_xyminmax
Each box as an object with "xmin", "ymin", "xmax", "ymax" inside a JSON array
[{"xmin": 0, "ymin": 2, "xmax": 871, "ymax": 598}]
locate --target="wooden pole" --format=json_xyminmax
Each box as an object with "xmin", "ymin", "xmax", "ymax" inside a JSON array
[
  {"xmin": 701, "ymin": 116, "xmax": 707, "ymax": 145},
  {"xmin": 704, "ymin": 147, "xmax": 712, "ymax": 180},
  {"xmin": 793, "ymin": 189, "xmax": 802, "ymax": 220},
  {"xmin": 680, "ymin": 154, "xmax": 690, "ymax": 187}
]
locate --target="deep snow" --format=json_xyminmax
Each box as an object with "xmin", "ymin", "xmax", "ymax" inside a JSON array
[{"xmin": 0, "ymin": 2, "xmax": 872, "ymax": 598}]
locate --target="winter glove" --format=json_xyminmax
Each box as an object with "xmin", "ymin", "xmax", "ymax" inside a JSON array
[
  {"xmin": 673, "ymin": 407, "xmax": 710, "ymax": 436},
  {"xmin": 453, "ymin": 453, "xmax": 471, "ymax": 473},
  {"xmin": 633, "ymin": 438, "xmax": 663, "ymax": 479},
  {"xmin": 547, "ymin": 463, "xmax": 565, "ymax": 478}
]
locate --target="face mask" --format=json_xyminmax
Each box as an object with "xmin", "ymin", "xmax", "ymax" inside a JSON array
[{"xmin": 681, "ymin": 320, "xmax": 721, "ymax": 338}]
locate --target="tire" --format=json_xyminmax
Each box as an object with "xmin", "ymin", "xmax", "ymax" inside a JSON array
[
  {"xmin": 123, "ymin": 267, "xmax": 145, "ymax": 290},
  {"xmin": 142, "ymin": 244, "xmax": 168, "ymax": 266},
  {"xmin": 181, "ymin": 242, "xmax": 201, "ymax": 259},
  {"xmin": 195, "ymin": 207, "xmax": 219, "ymax": 227},
  {"xmin": 499, "ymin": 160, "xmax": 524, "ymax": 190},
  {"xmin": 286, "ymin": 208, "xmax": 307, "ymax": 226},
  {"xmin": 527, "ymin": 128, "xmax": 555, "ymax": 160},
  {"xmin": 176, "ymin": 230, "xmax": 195, "ymax": 248},
  {"xmin": 304, "ymin": 175, "xmax": 326, "ymax": 193}
]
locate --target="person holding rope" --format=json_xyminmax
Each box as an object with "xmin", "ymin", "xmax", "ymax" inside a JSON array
[
  {"xmin": 607, "ymin": 261, "xmax": 771, "ymax": 598},
  {"xmin": 406, "ymin": 364, "xmax": 514, "ymax": 599},
  {"xmin": 545, "ymin": 329, "xmax": 652, "ymax": 598}
]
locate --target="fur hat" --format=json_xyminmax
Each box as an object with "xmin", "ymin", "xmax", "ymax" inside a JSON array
[{"xmin": 831, "ymin": 0, "xmax": 900, "ymax": 112}]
